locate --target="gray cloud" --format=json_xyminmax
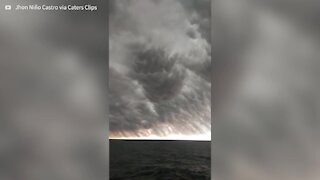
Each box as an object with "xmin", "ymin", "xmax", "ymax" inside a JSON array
[
  {"xmin": 130, "ymin": 45, "xmax": 186, "ymax": 102},
  {"xmin": 109, "ymin": 67, "xmax": 158, "ymax": 131},
  {"xmin": 109, "ymin": 0, "xmax": 211, "ymax": 139}
]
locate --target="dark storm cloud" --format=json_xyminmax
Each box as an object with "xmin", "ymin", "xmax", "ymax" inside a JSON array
[
  {"xmin": 179, "ymin": 0, "xmax": 211, "ymax": 43},
  {"xmin": 109, "ymin": 67, "xmax": 158, "ymax": 131},
  {"xmin": 130, "ymin": 45, "xmax": 186, "ymax": 102},
  {"xmin": 109, "ymin": 0, "xmax": 211, "ymax": 138}
]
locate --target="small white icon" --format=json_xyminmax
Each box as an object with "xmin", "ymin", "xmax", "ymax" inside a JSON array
[{"xmin": 5, "ymin": 5, "xmax": 12, "ymax": 10}]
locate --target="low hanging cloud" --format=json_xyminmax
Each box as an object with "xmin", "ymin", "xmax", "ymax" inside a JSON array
[{"xmin": 109, "ymin": 0, "xmax": 211, "ymax": 139}]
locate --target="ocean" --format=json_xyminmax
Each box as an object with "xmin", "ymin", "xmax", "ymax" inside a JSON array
[{"xmin": 110, "ymin": 140, "xmax": 210, "ymax": 180}]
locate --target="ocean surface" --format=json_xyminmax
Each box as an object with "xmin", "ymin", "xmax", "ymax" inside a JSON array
[{"xmin": 110, "ymin": 140, "xmax": 210, "ymax": 180}]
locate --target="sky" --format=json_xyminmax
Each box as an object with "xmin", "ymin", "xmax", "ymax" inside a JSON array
[{"xmin": 109, "ymin": 0, "xmax": 211, "ymax": 140}]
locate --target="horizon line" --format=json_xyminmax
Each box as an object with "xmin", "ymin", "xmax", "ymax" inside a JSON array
[
  {"xmin": 109, "ymin": 134, "xmax": 211, "ymax": 141},
  {"xmin": 109, "ymin": 137, "xmax": 211, "ymax": 141},
  {"xmin": 109, "ymin": 138, "xmax": 211, "ymax": 141}
]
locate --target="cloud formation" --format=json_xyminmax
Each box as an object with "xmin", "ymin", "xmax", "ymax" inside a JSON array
[{"xmin": 109, "ymin": 0, "xmax": 211, "ymax": 139}]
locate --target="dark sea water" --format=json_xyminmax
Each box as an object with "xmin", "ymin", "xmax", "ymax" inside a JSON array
[{"xmin": 110, "ymin": 140, "xmax": 210, "ymax": 180}]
